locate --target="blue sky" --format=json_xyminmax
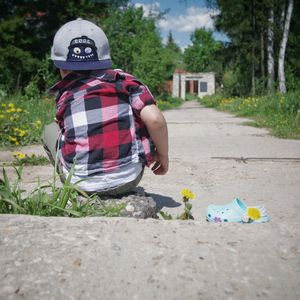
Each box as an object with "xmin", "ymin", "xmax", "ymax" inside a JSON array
[{"xmin": 130, "ymin": 0, "xmax": 227, "ymax": 50}]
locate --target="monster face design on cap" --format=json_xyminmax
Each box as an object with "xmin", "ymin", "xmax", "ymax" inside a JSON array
[{"xmin": 67, "ymin": 36, "xmax": 98, "ymax": 62}]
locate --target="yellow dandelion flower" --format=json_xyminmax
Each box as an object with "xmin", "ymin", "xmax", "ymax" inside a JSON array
[
  {"xmin": 18, "ymin": 130, "xmax": 27, "ymax": 137},
  {"xmin": 13, "ymin": 151, "xmax": 26, "ymax": 160},
  {"xmin": 8, "ymin": 136, "xmax": 17, "ymax": 142},
  {"xmin": 35, "ymin": 119, "xmax": 42, "ymax": 128},
  {"xmin": 1, "ymin": 103, "xmax": 6, "ymax": 107},
  {"xmin": 8, "ymin": 103, "xmax": 15, "ymax": 108},
  {"xmin": 16, "ymin": 108, "xmax": 22, "ymax": 112},
  {"xmin": 181, "ymin": 188, "xmax": 196, "ymax": 200},
  {"xmin": 247, "ymin": 207, "xmax": 261, "ymax": 220}
]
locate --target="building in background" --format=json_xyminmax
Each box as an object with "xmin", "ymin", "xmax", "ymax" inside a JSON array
[{"xmin": 172, "ymin": 70, "xmax": 215, "ymax": 99}]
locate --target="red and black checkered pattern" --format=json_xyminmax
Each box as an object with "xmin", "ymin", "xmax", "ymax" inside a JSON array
[{"xmin": 50, "ymin": 69, "xmax": 155, "ymax": 176}]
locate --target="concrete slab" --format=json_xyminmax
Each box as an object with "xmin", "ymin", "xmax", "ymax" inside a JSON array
[
  {"xmin": 1, "ymin": 101, "xmax": 300, "ymax": 299},
  {"xmin": 0, "ymin": 215, "xmax": 299, "ymax": 300}
]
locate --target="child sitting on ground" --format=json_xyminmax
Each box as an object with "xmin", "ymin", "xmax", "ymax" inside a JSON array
[{"xmin": 42, "ymin": 18, "xmax": 169, "ymax": 196}]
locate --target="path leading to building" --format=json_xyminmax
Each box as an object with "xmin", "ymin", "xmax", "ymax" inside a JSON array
[{"xmin": 1, "ymin": 101, "xmax": 300, "ymax": 299}]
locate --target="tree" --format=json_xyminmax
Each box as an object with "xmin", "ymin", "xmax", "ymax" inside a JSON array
[
  {"xmin": 285, "ymin": 0, "xmax": 300, "ymax": 91},
  {"xmin": 101, "ymin": 5, "xmax": 170, "ymax": 94},
  {"xmin": 278, "ymin": 0, "xmax": 294, "ymax": 93},
  {"xmin": 133, "ymin": 28, "xmax": 166, "ymax": 94},
  {"xmin": 165, "ymin": 31, "xmax": 181, "ymax": 54},
  {"xmin": 212, "ymin": 1, "xmax": 258, "ymax": 95},
  {"xmin": 267, "ymin": 3, "xmax": 275, "ymax": 92},
  {"xmin": 208, "ymin": 0, "xmax": 299, "ymax": 95},
  {"xmin": 0, "ymin": 0, "xmax": 127, "ymax": 91},
  {"xmin": 163, "ymin": 31, "xmax": 183, "ymax": 79},
  {"xmin": 183, "ymin": 28, "xmax": 221, "ymax": 72}
]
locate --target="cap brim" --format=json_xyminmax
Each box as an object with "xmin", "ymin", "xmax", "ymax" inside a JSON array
[{"xmin": 53, "ymin": 59, "xmax": 112, "ymax": 70}]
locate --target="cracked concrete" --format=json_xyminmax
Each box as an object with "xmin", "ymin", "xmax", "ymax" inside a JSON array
[{"xmin": 1, "ymin": 101, "xmax": 300, "ymax": 299}]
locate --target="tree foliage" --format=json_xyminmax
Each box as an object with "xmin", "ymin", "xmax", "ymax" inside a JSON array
[
  {"xmin": 184, "ymin": 28, "xmax": 221, "ymax": 73},
  {"xmin": 101, "ymin": 6, "xmax": 177, "ymax": 94},
  {"xmin": 164, "ymin": 31, "xmax": 183, "ymax": 79},
  {"xmin": 0, "ymin": 0, "xmax": 299, "ymax": 96},
  {"xmin": 0, "ymin": 1, "xmax": 183, "ymax": 95},
  {"xmin": 0, "ymin": 0, "xmax": 128, "ymax": 91},
  {"xmin": 211, "ymin": 0, "xmax": 299, "ymax": 95}
]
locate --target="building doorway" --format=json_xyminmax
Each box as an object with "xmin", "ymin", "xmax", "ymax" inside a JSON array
[{"xmin": 185, "ymin": 80, "xmax": 199, "ymax": 95}]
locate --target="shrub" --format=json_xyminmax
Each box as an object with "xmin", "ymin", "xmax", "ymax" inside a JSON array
[
  {"xmin": 156, "ymin": 94, "xmax": 182, "ymax": 111},
  {"xmin": 201, "ymin": 93, "xmax": 224, "ymax": 108}
]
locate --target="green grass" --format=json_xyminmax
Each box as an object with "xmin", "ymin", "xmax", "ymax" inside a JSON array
[
  {"xmin": 185, "ymin": 93, "xmax": 200, "ymax": 101},
  {"xmin": 0, "ymin": 166, "xmax": 125, "ymax": 217},
  {"xmin": 0, "ymin": 94, "xmax": 56, "ymax": 148},
  {"xmin": 200, "ymin": 92, "xmax": 300, "ymax": 139},
  {"xmin": 156, "ymin": 93, "xmax": 197, "ymax": 110},
  {"xmin": 2, "ymin": 153, "xmax": 50, "ymax": 167},
  {"xmin": 156, "ymin": 94, "xmax": 183, "ymax": 111}
]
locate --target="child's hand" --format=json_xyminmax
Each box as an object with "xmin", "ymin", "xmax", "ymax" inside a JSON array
[{"xmin": 151, "ymin": 153, "xmax": 169, "ymax": 175}]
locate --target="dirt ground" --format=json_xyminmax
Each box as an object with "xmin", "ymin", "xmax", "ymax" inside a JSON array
[{"xmin": 1, "ymin": 101, "xmax": 300, "ymax": 299}]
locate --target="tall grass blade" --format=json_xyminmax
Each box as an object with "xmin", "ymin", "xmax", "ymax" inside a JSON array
[{"xmin": 1, "ymin": 197, "xmax": 26, "ymax": 213}]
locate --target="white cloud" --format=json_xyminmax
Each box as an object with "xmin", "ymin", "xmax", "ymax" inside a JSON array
[
  {"xmin": 158, "ymin": 6, "xmax": 219, "ymax": 33},
  {"xmin": 134, "ymin": 2, "xmax": 161, "ymax": 17}
]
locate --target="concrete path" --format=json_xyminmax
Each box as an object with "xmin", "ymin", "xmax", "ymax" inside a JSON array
[{"xmin": 1, "ymin": 101, "xmax": 300, "ymax": 299}]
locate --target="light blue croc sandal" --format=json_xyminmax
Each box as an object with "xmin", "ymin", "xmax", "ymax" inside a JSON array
[{"xmin": 206, "ymin": 198, "xmax": 270, "ymax": 223}]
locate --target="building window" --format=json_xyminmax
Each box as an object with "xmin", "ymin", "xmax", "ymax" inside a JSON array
[{"xmin": 200, "ymin": 81, "xmax": 208, "ymax": 92}]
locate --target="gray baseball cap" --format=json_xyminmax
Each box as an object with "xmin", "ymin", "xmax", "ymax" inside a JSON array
[{"xmin": 51, "ymin": 18, "xmax": 112, "ymax": 70}]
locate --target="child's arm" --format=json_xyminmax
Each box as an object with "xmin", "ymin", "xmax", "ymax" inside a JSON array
[{"xmin": 140, "ymin": 104, "xmax": 169, "ymax": 175}]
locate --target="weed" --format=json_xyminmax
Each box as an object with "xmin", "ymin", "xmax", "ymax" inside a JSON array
[
  {"xmin": 8, "ymin": 152, "xmax": 50, "ymax": 166},
  {"xmin": 159, "ymin": 188, "xmax": 196, "ymax": 220},
  {"xmin": 0, "ymin": 166, "xmax": 125, "ymax": 217}
]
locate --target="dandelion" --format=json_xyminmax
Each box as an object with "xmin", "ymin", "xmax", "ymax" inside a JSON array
[
  {"xmin": 16, "ymin": 108, "xmax": 22, "ymax": 113},
  {"xmin": 13, "ymin": 151, "xmax": 26, "ymax": 160},
  {"xmin": 18, "ymin": 130, "xmax": 27, "ymax": 137},
  {"xmin": 8, "ymin": 103, "xmax": 15, "ymax": 108},
  {"xmin": 181, "ymin": 188, "xmax": 196, "ymax": 200},
  {"xmin": 35, "ymin": 119, "xmax": 42, "ymax": 128},
  {"xmin": 8, "ymin": 136, "xmax": 17, "ymax": 142}
]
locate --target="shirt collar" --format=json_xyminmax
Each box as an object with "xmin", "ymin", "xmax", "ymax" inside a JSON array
[
  {"xmin": 49, "ymin": 69, "xmax": 119, "ymax": 94},
  {"xmin": 49, "ymin": 72, "xmax": 82, "ymax": 94}
]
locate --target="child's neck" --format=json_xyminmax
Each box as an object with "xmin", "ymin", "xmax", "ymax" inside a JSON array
[{"xmin": 60, "ymin": 69, "xmax": 72, "ymax": 79}]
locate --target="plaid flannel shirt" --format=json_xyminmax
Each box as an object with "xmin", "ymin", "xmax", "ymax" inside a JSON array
[{"xmin": 50, "ymin": 69, "xmax": 155, "ymax": 176}]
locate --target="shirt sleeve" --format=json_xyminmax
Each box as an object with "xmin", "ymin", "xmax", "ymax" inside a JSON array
[{"xmin": 129, "ymin": 81, "xmax": 156, "ymax": 117}]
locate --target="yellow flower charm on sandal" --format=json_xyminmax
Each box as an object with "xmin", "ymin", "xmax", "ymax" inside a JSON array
[{"xmin": 247, "ymin": 207, "xmax": 261, "ymax": 221}]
